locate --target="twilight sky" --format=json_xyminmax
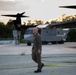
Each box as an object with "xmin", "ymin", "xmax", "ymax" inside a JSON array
[{"xmin": 0, "ymin": 0, "xmax": 76, "ymax": 24}]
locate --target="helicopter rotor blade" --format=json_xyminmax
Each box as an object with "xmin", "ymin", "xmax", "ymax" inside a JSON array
[
  {"xmin": 1, "ymin": 11, "xmax": 29, "ymax": 17},
  {"xmin": 21, "ymin": 12, "xmax": 25, "ymax": 15},
  {"xmin": 59, "ymin": 5, "xmax": 76, "ymax": 9},
  {"xmin": 1, "ymin": 14, "xmax": 29, "ymax": 17},
  {"xmin": 1, "ymin": 15, "xmax": 17, "ymax": 17}
]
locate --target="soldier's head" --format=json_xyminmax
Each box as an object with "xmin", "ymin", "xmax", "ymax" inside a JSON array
[{"xmin": 33, "ymin": 27, "xmax": 38, "ymax": 35}]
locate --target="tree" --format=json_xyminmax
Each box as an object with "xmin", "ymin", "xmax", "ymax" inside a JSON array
[
  {"xmin": 34, "ymin": 20, "xmax": 44, "ymax": 25},
  {"xmin": 57, "ymin": 14, "xmax": 76, "ymax": 22},
  {"xmin": 45, "ymin": 21, "xmax": 49, "ymax": 24},
  {"xmin": 0, "ymin": 22, "xmax": 6, "ymax": 38},
  {"xmin": 27, "ymin": 20, "xmax": 32, "ymax": 26},
  {"xmin": 66, "ymin": 29, "xmax": 76, "ymax": 42},
  {"xmin": 0, "ymin": 19, "xmax": 13, "ymax": 39},
  {"xmin": 51, "ymin": 19, "xmax": 58, "ymax": 24},
  {"xmin": 5, "ymin": 19, "xmax": 13, "ymax": 38}
]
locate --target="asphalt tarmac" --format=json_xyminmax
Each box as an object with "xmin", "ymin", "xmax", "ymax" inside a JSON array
[{"xmin": 0, "ymin": 42, "xmax": 76, "ymax": 75}]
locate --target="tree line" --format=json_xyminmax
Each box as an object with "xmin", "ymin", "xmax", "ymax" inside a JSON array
[{"xmin": 0, "ymin": 14, "xmax": 76, "ymax": 42}]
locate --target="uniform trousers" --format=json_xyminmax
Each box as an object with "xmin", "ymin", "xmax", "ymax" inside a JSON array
[{"xmin": 32, "ymin": 51, "xmax": 42, "ymax": 70}]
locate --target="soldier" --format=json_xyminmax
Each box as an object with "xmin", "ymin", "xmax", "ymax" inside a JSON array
[{"xmin": 32, "ymin": 27, "xmax": 44, "ymax": 73}]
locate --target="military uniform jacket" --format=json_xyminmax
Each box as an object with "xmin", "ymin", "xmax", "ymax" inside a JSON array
[{"xmin": 32, "ymin": 33, "xmax": 42, "ymax": 51}]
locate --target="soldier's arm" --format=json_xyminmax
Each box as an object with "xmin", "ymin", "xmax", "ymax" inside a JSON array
[
  {"xmin": 37, "ymin": 35, "xmax": 42, "ymax": 51},
  {"xmin": 32, "ymin": 45, "xmax": 34, "ymax": 50}
]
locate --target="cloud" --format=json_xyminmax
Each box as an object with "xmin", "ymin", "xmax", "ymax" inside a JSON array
[
  {"xmin": 0, "ymin": 0, "xmax": 16, "ymax": 11},
  {"xmin": 0, "ymin": 0, "xmax": 29, "ymax": 12}
]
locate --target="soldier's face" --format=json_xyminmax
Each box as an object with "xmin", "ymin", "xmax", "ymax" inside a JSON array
[
  {"xmin": 33, "ymin": 29, "xmax": 36, "ymax": 34},
  {"xmin": 33, "ymin": 28, "xmax": 38, "ymax": 35}
]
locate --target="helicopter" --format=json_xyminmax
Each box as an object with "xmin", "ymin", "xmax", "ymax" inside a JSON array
[
  {"xmin": 24, "ymin": 5, "xmax": 76, "ymax": 46},
  {"xmin": 1, "ymin": 12, "xmax": 36, "ymax": 45}
]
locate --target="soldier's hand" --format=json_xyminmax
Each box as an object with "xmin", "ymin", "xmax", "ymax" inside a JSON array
[
  {"xmin": 38, "ymin": 50, "xmax": 41, "ymax": 54},
  {"xmin": 32, "ymin": 49, "xmax": 34, "ymax": 52}
]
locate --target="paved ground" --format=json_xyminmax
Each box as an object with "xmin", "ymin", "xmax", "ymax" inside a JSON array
[
  {"xmin": 0, "ymin": 42, "xmax": 76, "ymax": 75},
  {"xmin": 0, "ymin": 42, "xmax": 76, "ymax": 55}
]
